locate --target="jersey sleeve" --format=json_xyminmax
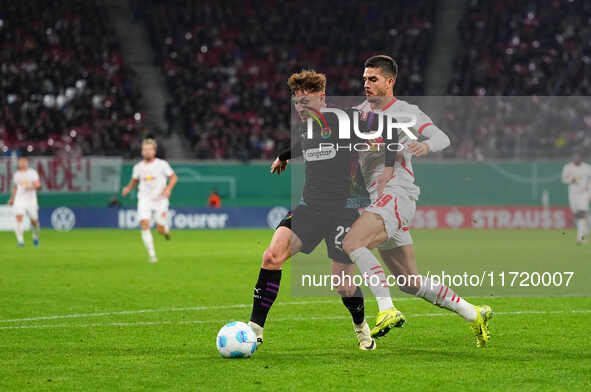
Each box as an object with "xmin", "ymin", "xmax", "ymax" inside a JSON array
[
  {"xmin": 410, "ymin": 104, "xmax": 450, "ymax": 153},
  {"xmin": 278, "ymin": 140, "xmax": 303, "ymax": 160},
  {"xmin": 132, "ymin": 164, "xmax": 140, "ymax": 180},
  {"xmin": 163, "ymin": 161, "xmax": 174, "ymax": 176}
]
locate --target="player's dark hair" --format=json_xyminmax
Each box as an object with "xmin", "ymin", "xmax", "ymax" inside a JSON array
[{"xmin": 364, "ymin": 55, "xmax": 398, "ymax": 78}]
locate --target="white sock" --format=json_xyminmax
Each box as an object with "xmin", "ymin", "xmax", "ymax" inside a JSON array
[
  {"xmin": 576, "ymin": 218, "xmax": 587, "ymax": 241},
  {"xmin": 141, "ymin": 229, "xmax": 156, "ymax": 258},
  {"xmin": 31, "ymin": 222, "xmax": 40, "ymax": 240},
  {"xmin": 416, "ymin": 276, "xmax": 477, "ymax": 322},
  {"xmin": 349, "ymin": 247, "xmax": 394, "ymax": 312},
  {"xmin": 15, "ymin": 221, "xmax": 24, "ymax": 243}
]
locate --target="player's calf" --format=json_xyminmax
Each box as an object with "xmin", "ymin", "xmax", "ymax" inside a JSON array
[
  {"xmin": 574, "ymin": 211, "xmax": 589, "ymax": 244},
  {"xmin": 416, "ymin": 276, "xmax": 478, "ymax": 322},
  {"xmin": 140, "ymin": 219, "xmax": 157, "ymax": 263},
  {"xmin": 261, "ymin": 248, "xmax": 284, "ymax": 270},
  {"xmin": 14, "ymin": 214, "xmax": 25, "ymax": 246},
  {"xmin": 31, "ymin": 219, "xmax": 40, "ymax": 246},
  {"xmin": 248, "ymin": 228, "xmax": 294, "ymax": 347},
  {"xmin": 342, "ymin": 216, "xmax": 394, "ymax": 314},
  {"xmin": 156, "ymin": 224, "xmax": 170, "ymax": 240}
]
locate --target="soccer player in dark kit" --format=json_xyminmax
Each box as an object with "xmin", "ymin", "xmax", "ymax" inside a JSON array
[{"xmin": 246, "ymin": 69, "xmax": 400, "ymax": 351}]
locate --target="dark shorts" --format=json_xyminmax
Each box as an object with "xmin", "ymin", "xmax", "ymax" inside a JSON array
[{"xmin": 277, "ymin": 205, "xmax": 359, "ymax": 264}]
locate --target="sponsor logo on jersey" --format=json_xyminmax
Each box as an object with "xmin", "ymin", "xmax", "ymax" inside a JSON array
[{"xmin": 304, "ymin": 146, "xmax": 337, "ymax": 161}]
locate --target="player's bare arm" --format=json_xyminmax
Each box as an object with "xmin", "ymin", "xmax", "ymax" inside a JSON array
[
  {"xmin": 407, "ymin": 141, "xmax": 430, "ymax": 157},
  {"xmin": 376, "ymin": 166, "xmax": 394, "ymax": 196},
  {"xmin": 7, "ymin": 185, "xmax": 17, "ymax": 205},
  {"xmin": 161, "ymin": 173, "xmax": 178, "ymax": 198},
  {"xmin": 270, "ymin": 157, "xmax": 288, "ymax": 175},
  {"xmin": 122, "ymin": 178, "xmax": 139, "ymax": 196},
  {"xmin": 271, "ymin": 140, "xmax": 300, "ymax": 175},
  {"xmin": 377, "ymin": 128, "xmax": 399, "ymax": 196},
  {"xmin": 24, "ymin": 179, "xmax": 41, "ymax": 191}
]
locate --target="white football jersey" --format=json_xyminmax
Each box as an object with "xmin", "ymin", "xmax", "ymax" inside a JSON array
[
  {"xmin": 562, "ymin": 162, "xmax": 591, "ymax": 194},
  {"xmin": 355, "ymin": 98, "xmax": 450, "ymax": 201},
  {"xmin": 132, "ymin": 158, "xmax": 174, "ymax": 202},
  {"xmin": 13, "ymin": 168, "xmax": 40, "ymax": 204}
]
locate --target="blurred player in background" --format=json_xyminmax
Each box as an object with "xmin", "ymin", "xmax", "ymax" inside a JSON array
[
  {"xmin": 562, "ymin": 150, "xmax": 591, "ymax": 244},
  {"xmin": 208, "ymin": 189, "xmax": 222, "ymax": 208},
  {"xmin": 122, "ymin": 139, "xmax": 177, "ymax": 263},
  {"xmin": 7, "ymin": 156, "xmax": 41, "ymax": 247},
  {"xmin": 342, "ymin": 55, "xmax": 492, "ymax": 348}
]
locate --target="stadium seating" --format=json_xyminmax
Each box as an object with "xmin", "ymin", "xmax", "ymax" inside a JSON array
[
  {"xmin": 443, "ymin": 0, "xmax": 591, "ymax": 159},
  {"xmin": 0, "ymin": 0, "xmax": 144, "ymax": 157},
  {"xmin": 449, "ymin": 0, "xmax": 591, "ymax": 96},
  {"xmin": 142, "ymin": 0, "xmax": 436, "ymax": 159}
]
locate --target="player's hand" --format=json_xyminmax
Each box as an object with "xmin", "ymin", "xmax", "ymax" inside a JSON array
[
  {"xmin": 161, "ymin": 188, "xmax": 171, "ymax": 199},
  {"xmin": 7, "ymin": 199, "xmax": 13, "ymax": 206},
  {"xmin": 270, "ymin": 158, "xmax": 288, "ymax": 175},
  {"xmin": 377, "ymin": 166, "xmax": 395, "ymax": 196},
  {"xmin": 408, "ymin": 142, "xmax": 430, "ymax": 157},
  {"xmin": 121, "ymin": 186, "xmax": 131, "ymax": 196}
]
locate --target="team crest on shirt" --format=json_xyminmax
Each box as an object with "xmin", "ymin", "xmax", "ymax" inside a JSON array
[{"xmin": 144, "ymin": 175, "xmax": 154, "ymax": 181}]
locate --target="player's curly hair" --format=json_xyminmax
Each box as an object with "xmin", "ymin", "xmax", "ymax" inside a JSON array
[{"xmin": 287, "ymin": 70, "xmax": 326, "ymax": 95}]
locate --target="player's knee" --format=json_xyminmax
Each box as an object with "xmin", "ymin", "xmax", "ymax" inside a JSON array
[
  {"xmin": 140, "ymin": 220, "xmax": 150, "ymax": 230},
  {"xmin": 156, "ymin": 225, "xmax": 165, "ymax": 234},
  {"xmin": 342, "ymin": 233, "xmax": 361, "ymax": 255},
  {"xmin": 16, "ymin": 215, "xmax": 23, "ymax": 223},
  {"xmin": 262, "ymin": 248, "xmax": 284, "ymax": 270}
]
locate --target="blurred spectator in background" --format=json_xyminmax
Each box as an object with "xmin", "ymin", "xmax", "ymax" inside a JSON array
[
  {"xmin": 208, "ymin": 189, "xmax": 221, "ymax": 208},
  {"xmin": 142, "ymin": 0, "xmax": 435, "ymax": 160},
  {"xmin": 0, "ymin": 0, "xmax": 145, "ymax": 157},
  {"xmin": 108, "ymin": 196, "xmax": 121, "ymax": 207}
]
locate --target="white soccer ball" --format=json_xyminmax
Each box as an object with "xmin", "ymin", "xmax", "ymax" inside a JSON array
[{"xmin": 216, "ymin": 321, "xmax": 257, "ymax": 358}]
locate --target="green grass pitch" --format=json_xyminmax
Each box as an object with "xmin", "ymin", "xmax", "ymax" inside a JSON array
[{"xmin": 1, "ymin": 228, "xmax": 590, "ymax": 391}]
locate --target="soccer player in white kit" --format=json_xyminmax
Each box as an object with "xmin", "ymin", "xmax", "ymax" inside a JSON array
[
  {"xmin": 561, "ymin": 151, "xmax": 591, "ymax": 244},
  {"xmin": 7, "ymin": 157, "xmax": 41, "ymax": 247},
  {"xmin": 122, "ymin": 139, "xmax": 177, "ymax": 263},
  {"xmin": 341, "ymin": 55, "xmax": 493, "ymax": 348}
]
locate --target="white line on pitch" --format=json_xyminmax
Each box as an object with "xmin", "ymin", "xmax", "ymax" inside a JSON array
[
  {"xmin": 0, "ymin": 298, "xmax": 418, "ymax": 324},
  {"xmin": 0, "ymin": 309, "xmax": 589, "ymax": 330}
]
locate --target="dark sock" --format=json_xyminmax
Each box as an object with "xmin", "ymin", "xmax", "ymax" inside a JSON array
[
  {"xmin": 249, "ymin": 268, "xmax": 282, "ymax": 327},
  {"xmin": 341, "ymin": 286, "xmax": 365, "ymax": 325}
]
